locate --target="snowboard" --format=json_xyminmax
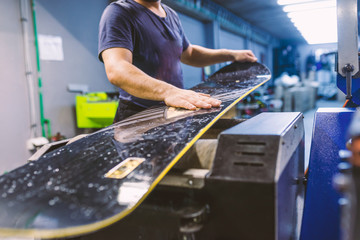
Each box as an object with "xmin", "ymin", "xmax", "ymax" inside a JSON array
[{"xmin": 0, "ymin": 61, "xmax": 270, "ymax": 239}]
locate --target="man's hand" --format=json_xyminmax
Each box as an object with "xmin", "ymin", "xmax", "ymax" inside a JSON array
[
  {"xmin": 163, "ymin": 88, "xmax": 221, "ymax": 110},
  {"xmin": 231, "ymin": 50, "xmax": 258, "ymax": 63}
]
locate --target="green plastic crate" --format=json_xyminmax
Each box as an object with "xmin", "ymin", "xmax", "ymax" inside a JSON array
[{"xmin": 76, "ymin": 92, "xmax": 118, "ymax": 128}]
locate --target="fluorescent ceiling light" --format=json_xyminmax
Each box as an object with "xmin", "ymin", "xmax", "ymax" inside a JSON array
[
  {"xmin": 278, "ymin": 0, "xmax": 337, "ymax": 44},
  {"xmin": 288, "ymin": 8, "xmax": 337, "ymax": 44},
  {"xmin": 283, "ymin": 0, "xmax": 335, "ymax": 12},
  {"xmin": 277, "ymin": 0, "xmax": 316, "ymax": 5}
]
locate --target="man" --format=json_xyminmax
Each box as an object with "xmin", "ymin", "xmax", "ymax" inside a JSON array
[{"xmin": 98, "ymin": 0, "xmax": 257, "ymax": 122}]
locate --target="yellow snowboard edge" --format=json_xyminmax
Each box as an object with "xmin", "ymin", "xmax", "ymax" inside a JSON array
[{"xmin": 0, "ymin": 78, "xmax": 270, "ymax": 239}]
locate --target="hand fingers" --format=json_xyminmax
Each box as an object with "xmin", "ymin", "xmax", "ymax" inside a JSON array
[
  {"xmin": 189, "ymin": 91, "xmax": 221, "ymax": 106},
  {"xmin": 248, "ymin": 53, "xmax": 257, "ymax": 62},
  {"xmin": 200, "ymin": 96, "xmax": 221, "ymax": 107},
  {"xmin": 168, "ymin": 98, "xmax": 197, "ymax": 110},
  {"xmin": 235, "ymin": 50, "xmax": 257, "ymax": 63},
  {"xmin": 181, "ymin": 101, "xmax": 198, "ymax": 110},
  {"xmin": 245, "ymin": 51, "xmax": 257, "ymax": 62},
  {"xmin": 164, "ymin": 89, "xmax": 221, "ymax": 110},
  {"xmin": 191, "ymin": 93, "xmax": 221, "ymax": 108},
  {"xmin": 198, "ymin": 93, "xmax": 211, "ymax": 97},
  {"xmin": 190, "ymin": 97, "xmax": 212, "ymax": 109},
  {"xmin": 249, "ymin": 56, "xmax": 258, "ymax": 62}
]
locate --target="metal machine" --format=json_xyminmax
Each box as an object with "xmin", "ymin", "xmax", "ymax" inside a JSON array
[
  {"xmin": 31, "ymin": 112, "xmax": 305, "ymax": 240},
  {"xmin": 63, "ymin": 112, "xmax": 305, "ymax": 240},
  {"xmin": 30, "ymin": 0, "xmax": 360, "ymax": 238},
  {"xmin": 300, "ymin": 0, "xmax": 360, "ymax": 239},
  {"xmin": 336, "ymin": 0, "xmax": 360, "ymax": 107}
]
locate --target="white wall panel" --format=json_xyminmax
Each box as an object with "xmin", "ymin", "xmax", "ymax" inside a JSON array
[
  {"xmin": 219, "ymin": 29, "xmax": 245, "ymax": 50},
  {"xmin": 0, "ymin": 0, "xmax": 33, "ymax": 173},
  {"xmin": 36, "ymin": 0, "xmax": 113, "ymax": 139}
]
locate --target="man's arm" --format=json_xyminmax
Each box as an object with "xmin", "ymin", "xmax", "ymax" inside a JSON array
[
  {"xmin": 102, "ymin": 47, "xmax": 221, "ymax": 110},
  {"xmin": 181, "ymin": 44, "xmax": 257, "ymax": 67}
]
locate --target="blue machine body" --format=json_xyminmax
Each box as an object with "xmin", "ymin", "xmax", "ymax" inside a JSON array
[{"xmin": 300, "ymin": 108, "xmax": 355, "ymax": 240}]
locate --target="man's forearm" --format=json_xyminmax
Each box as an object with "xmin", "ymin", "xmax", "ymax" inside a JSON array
[
  {"xmin": 105, "ymin": 59, "xmax": 176, "ymax": 101},
  {"xmin": 102, "ymin": 47, "xmax": 221, "ymax": 110},
  {"xmin": 181, "ymin": 45, "xmax": 232, "ymax": 67},
  {"xmin": 181, "ymin": 45, "xmax": 257, "ymax": 67}
]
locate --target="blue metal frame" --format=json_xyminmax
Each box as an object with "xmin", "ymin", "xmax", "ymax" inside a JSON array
[
  {"xmin": 337, "ymin": 74, "xmax": 360, "ymax": 105},
  {"xmin": 300, "ymin": 108, "xmax": 355, "ymax": 240}
]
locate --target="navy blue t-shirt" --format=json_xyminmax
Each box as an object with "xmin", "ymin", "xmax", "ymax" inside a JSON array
[{"xmin": 98, "ymin": 0, "xmax": 190, "ymax": 108}]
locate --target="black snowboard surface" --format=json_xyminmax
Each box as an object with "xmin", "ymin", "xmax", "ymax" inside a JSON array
[{"xmin": 0, "ymin": 61, "xmax": 271, "ymax": 238}]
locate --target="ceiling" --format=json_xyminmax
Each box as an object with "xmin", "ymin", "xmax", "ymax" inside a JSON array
[{"xmin": 211, "ymin": 0, "xmax": 307, "ymax": 44}]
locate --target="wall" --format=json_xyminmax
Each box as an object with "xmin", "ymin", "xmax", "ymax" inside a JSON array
[
  {"xmin": 0, "ymin": 0, "xmax": 34, "ymax": 173},
  {"xmin": 0, "ymin": 0, "xmax": 112, "ymax": 173},
  {"xmin": 178, "ymin": 16, "xmax": 274, "ymax": 87},
  {"xmin": 35, "ymin": 0, "xmax": 114, "ymax": 139},
  {"xmin": 218, "ymin": 29, "xmax": 245, "ymax": 69},
  {"xmin": 178, "ymin": 12, "xmax": 206, "ymax": 89},
  {"xmin": 250, "ymin": 41, "xmax": 270, "ymax": 67},
  {"xmin": 219, "ymin": 29, "xmax": 245, "ymax": 50},
  {"xmin": 219, "ymin": 29, "xmax": 273, "ymax": 74}
]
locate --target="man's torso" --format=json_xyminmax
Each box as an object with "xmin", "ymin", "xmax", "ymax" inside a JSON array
[{"xmin": 98, "ymin": 0, "xmax": 189, "ymax": 108}]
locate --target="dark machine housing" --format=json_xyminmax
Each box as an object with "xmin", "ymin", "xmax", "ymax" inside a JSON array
[{"xmin": 80, "ymin": 112, "xmax": 305, "ymax": 240}]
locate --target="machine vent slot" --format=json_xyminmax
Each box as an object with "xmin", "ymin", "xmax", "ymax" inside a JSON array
[
  {"xmin": 235, "ymin": 141, "xmax": 266, "ymax": 157},
  {"xmin": 233, "ymin": 161, "xmax": 264, "ymax": 167},
  {"xmin": 236, "ymin": 151, "xmax": 265, "ymax": 156},
  {"xmin": 237, "ymin": 141, "xmax": 266, "ymax": 146}
]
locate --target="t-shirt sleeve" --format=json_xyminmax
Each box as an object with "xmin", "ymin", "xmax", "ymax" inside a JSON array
[
  {"xmin": 98, "ymin": 4, "xmax": 134, "ymax": 62},
  {"xmin": 181, "ymin": 28, "xmax": 190, "ymax": 52}
]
